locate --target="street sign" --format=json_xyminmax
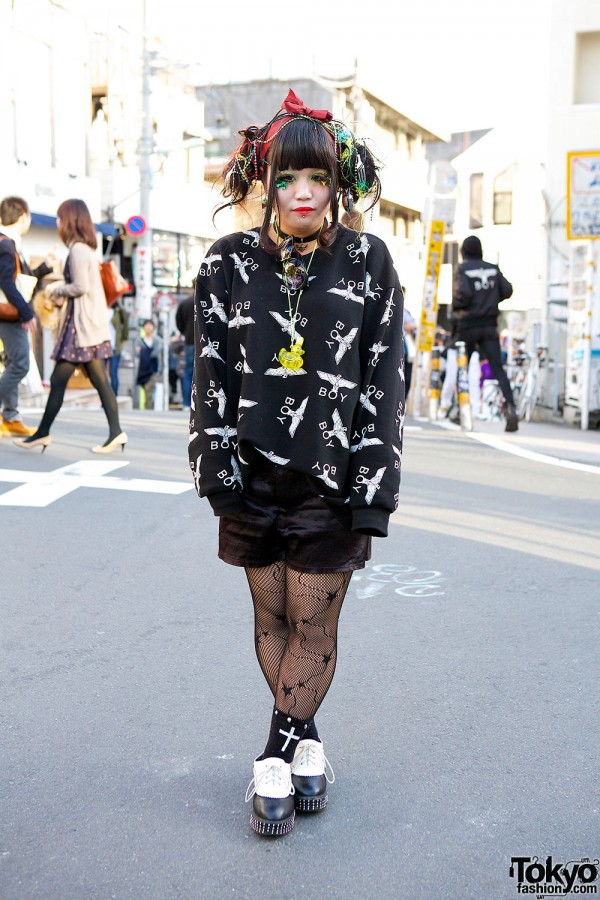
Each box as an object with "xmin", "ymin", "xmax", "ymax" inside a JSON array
[
  {"xmin": 134, "ymin": 245, "xmax": 152, "ymax": 319},
  {"xmin": 125, "ymin": 215, "xmax": 147, "ymax": 237},
  {"xmin": 567, "ymin": 151, "xmax": 600, "ymax": 239},
  {"xmin": 418, "ymin": 220, "xmax": 445, "ymax": 353},
  {"xmin": 155, "ymin": 291, "xmax": 176, "ymax": 312}
]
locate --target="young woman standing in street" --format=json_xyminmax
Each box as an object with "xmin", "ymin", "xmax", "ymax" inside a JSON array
[
  {"xmin": 189, "ymin": 90, "xmax": 405, "ymax": 836},
  {"xmin": 14, "ymin": 198, "xmax": 127, "ymax": 454}
]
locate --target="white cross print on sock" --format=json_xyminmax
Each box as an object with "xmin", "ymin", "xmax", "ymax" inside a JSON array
[{"xmin": 279, "ymin": 725, "xmax": 301, "ymax": 752}]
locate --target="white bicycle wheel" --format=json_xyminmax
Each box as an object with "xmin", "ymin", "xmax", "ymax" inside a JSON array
[{"xmin": 517, "ymin": 368, "xmax": 537, "ymax": 421}]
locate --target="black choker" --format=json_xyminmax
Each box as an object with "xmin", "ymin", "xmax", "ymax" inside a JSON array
[{"xmin": 273, "ymin": 222, "xmax": 323, "ymax": 245}]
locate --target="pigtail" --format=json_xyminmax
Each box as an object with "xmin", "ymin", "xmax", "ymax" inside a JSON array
[{"xmin": 331, "ymin": 123, "xmax": 381, "ymax": 213}]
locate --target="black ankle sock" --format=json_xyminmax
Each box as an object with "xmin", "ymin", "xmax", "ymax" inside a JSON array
[
  {"xmin": 261, "ymin": 709, "xmax": 310, "ymax": 763},
  {"xmin": 304, "ymin": 719, "xmax": 320, "ymax": 742}
]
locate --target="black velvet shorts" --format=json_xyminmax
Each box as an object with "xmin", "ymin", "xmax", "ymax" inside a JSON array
[{"xmin": 218, "ymin": 462, "xmax": 371, "ymax": 573}]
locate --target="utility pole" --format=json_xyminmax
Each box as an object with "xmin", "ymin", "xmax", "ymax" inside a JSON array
[{"xmin": 135, "ymin": 0, "xmax": 153, "ymax": 323}]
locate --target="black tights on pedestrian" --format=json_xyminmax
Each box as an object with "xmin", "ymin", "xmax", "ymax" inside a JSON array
[
  {"xmin": 245, "ymin": 562, "xmax": 352, "ymax": 722},
  {"xmin": 33, "ymin": 359, "xmax": 121, "ymax": 440}
]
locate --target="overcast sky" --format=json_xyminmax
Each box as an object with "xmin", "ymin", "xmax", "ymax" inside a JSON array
[{"xmin": 147, "ymin": 0, "xmax": 551, "ymax": 135}]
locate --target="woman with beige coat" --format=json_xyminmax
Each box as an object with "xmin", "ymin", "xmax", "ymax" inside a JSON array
[{"xmin": 14, "ymin": 198, "xmax": 127, "ymax": 453}]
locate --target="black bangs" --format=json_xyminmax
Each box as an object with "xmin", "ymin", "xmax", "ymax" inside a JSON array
[{"xmin": 270, "ymin": 118, "xmax": 337, "ymax": 175}]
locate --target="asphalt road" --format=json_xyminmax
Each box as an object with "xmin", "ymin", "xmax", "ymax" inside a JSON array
[{"xmin": 1, "ymin": 409, "xmax": 599, "ymax": 900}]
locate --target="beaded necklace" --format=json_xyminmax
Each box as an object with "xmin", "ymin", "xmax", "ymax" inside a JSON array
[{"xmin": 276, "ymin": 229, "xmax": 321, "ymax": 370}]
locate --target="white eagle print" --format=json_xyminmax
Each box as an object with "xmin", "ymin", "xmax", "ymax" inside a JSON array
[
  {"xmin": 264, "ymin": 364, "xmax": 307, "ymax": 377},
  {"xmin": 269, "ymin": 310, "xmax": 304, "ymax": 341},
  {"xmin": 321, "ymin": 408, "xmax": 349, "ymax": 448},
  {"xmin": 355, "ymin": 466, "xmax": 387, "ymax": 504},
  {"xmin": 278, "ymin": 397, "xmax": 309, "ymax": 437},
  {"xmin": 316, "ymin": 370, "xmax": 357, "ymax": 398},
  {"xmin": 229, "ymin": 304, "xmax": 255, "ymax": 330},
  {"xmin": 230, "ymin": 252, "xmax": 255, "ymax": 283},
  {"xmin": 239, "ymin": 343, "xmax": 253, "ymax": 373},
  {"xmin": 200, "ymin": 342, "xmax": 225, "ymax": 363},
  {"xmin": 331, "ymin": 327, "xmax": 358, "ymax": 364},
  {"xmin": 350, "ymin": 428, "xmax": 384, "ymax": 453},
  {"xmin": 256, "ymin": 448, "xmax": 290, "ymax": 465},
  {"xmin": 327, "ymin": 282, "xmax": 364, "ymax": 305},
  {"xmin": 204, "ymin": 293, "xmax": 228, "ymax": 323},
  {"xmin": 202, "ymin": 253, "xmax": 222, "ymax": 274},
  {"xmin": 204, "ymin": 425, "xmax": 237, "ymax": 447}
]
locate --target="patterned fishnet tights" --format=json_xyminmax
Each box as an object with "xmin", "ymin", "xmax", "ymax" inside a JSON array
[{"xmin": 245, "ymin": 562, "xmax": 352, "ymax": 721}]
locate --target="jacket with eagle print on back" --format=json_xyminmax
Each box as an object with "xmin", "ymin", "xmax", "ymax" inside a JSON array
[{"xmin": 188, "ymin": 225, "xmax": 405, "ymax": 538}]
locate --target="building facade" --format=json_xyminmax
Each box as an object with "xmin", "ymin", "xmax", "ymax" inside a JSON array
[{"xmin": 543, "ymin": 0, "xmax": 600, "ymax": 425}]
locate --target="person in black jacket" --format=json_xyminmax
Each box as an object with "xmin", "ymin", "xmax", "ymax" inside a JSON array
[
  {"xmin": 452, "ymin": 235, "xmax": 518, "ymax": 432},
  {"xmin": 175, "ymin": 291, "xmax": 194, "ymax": 408},
  {"xmin": 0, "ymin": 196, "xmax": 55, "ymax": 437},
  {"xmin": 189, "ymin": 89, "xmax": 405, "ymax": 838}
]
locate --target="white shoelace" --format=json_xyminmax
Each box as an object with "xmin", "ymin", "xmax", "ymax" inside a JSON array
[
  {"xmin": 293, "ymin": 743, "xmax": 336, "ymax": 784},
  {"xmin": 245, "ymin": 761, "xmax": 295, "ymax": 803}
]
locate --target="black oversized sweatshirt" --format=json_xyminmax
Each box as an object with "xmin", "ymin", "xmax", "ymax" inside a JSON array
[{"xmin": 188, "ymin": 225, "xmax": 405, "ymax": 538}]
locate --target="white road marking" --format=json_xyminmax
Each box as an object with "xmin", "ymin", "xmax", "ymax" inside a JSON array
[
  {"xmin": 467, "ymin": 432, "xmax": 600, "ymax": 475},
  {"xmin": 0, "ymin": 460, "xmax": 193, "ymax": 507},
  {"xmin": 431, "ymin": 418, "xmax": 600, "ymax": 475}
]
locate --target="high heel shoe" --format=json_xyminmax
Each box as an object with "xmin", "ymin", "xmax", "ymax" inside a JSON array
[
  {"xmin": 13, "ymin": 435, "xmax": 52, "ymax": 453},
  {"xmin": 91, "ymin": 432, "xmax": 128, "ymax": 454}
]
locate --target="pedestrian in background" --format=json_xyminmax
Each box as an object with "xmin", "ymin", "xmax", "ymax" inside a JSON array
[
  {"xmin": 189, "ymin": 89, "xmax": 405, "ymax": 837},
  {"xmin": 136, "ymin": 318, "xmax": 162, "ymax": 410},
  {"xmin": 106, "ymin": 300, "xmax": 129, "ymax": 395},
  {"xmin": 401, "ymin": 286, "xmax": 417, "ymax": 399},
  {"xmin": 168, "ymin": 331, "xmax": 184, "ymax": 406},
  {"xmin": 452, "ymin": 235, "xmax": 518, "ymax": 432},
  {"xmin": 0, "ymin": 195, "xmax": 55, "ymax": 437},
  {"xmin": 175, "ymin": 290, "xmax": 195, "ymax": 408},
  {"xmin": 13, "ymin": 198, "xmax": 127, "ymax": 454}
]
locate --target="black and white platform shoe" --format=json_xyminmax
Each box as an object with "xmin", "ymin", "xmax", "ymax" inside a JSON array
[
  {"xmin": 245, "ymin": 757, "xmax": 295, "ymax": 836},
  {"xmin": 291, "ymin": 740, "xmax": 335, "ymax": 813}
]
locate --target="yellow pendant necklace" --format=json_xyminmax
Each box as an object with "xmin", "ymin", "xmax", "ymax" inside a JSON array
[{"xmin": 276, "ymin": 226, "xmax": 322, "ymax": 371}]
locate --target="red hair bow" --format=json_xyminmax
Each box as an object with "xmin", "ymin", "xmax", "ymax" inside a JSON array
[
  {"xmin": 257, "ymin": 90, "xmax": 334, "ymax": 163},
  {"xmin": 281, "ymin": 89, "xmax": 333, "ymax": 122}
]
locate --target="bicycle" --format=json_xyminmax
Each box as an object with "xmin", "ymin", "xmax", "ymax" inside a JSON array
[
  {"xmin": 478, "ymin": 378, "xmax": 504, "ymax": 421},
  {"xmin": 516, "ymin": 345, "xmax": 547, "ymax": 422},
  {"xmin": 508, "ymin": 350, "xmax": 529, "ymax": 410}
]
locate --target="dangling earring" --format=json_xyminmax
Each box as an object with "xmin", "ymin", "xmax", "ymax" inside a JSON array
[
  {"xmin": 342, "ymin": 189, "xmax": 354, "ymax": 213},
  {"xmin": 261, "ymin": 196, "xmax": 267, "ymax": 209}
]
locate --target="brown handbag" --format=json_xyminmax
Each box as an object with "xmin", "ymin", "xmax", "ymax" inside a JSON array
[
  {"xmin": 99, "ymin": 259, "xmax": 129, "ymax": 307},
  {"xmin": 0, "ymin": 236, "xmax": 37, "ymax": 321}
]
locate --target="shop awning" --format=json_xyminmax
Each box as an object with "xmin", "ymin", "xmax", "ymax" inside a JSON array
[{"xmin": 31, "ymin": 212, "xmax": 119, "ymax": 236}]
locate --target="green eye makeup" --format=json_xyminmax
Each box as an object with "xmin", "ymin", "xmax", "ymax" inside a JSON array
[
  {"xmin": 274, "ymin": 171, "xmax": 332, "ymax": 190},
  {"xmin": 275, "ymin": 174, "xmax": 293, "ymax": 189}
]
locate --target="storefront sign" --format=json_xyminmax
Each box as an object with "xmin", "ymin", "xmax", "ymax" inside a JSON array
[{"xmin": 567, "ymin": 151, "xmax": 600, "ymax": 240}]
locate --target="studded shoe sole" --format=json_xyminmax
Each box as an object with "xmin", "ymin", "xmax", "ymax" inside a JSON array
[
  {"xmin": 249, "ymin": 810, "xmax": 295, "ymax": 836},
  {"xmin": 294, "ymin": 790, "xmax": 328, "ymax": 813}
]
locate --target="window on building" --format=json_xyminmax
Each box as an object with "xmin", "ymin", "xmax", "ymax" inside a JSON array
[
  {"xmin": 493, "ymin": 167, "xmax": 513, "ymax": 224},
  {"xmin": 12, "ymin": 34, "xmax": 53, "ymax": 167},
  {"xmin": 574, "ymin": 31, "xmax": 600, "ymax": 104},
  {"xmin": 469, "ymin": 173, "xmax": 484, "ymax": 229},
  {"xmin": 152, "ymin": 231, "xmax": 211, "ymax": 290}
]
